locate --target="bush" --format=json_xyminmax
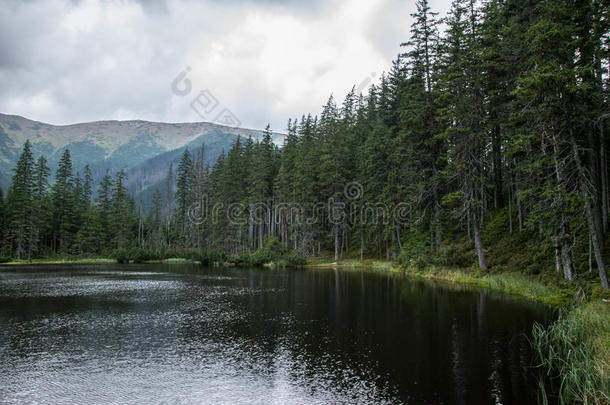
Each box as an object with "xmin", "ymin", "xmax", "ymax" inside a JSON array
[
  {"xmin": 0, "ymin": 256, "xmax": 12, "ymax": 263},
  {"xmin": 285, "ymin": 253, "xmax": 307, "ymax": 267},
  {"xmin": 229, "ymin": 254, "xmax": 251, "ymax": 266},
  {"xmin": 431, "ymin": 243, "xmax": 474, "ymax": 267},
  {"xmin": 229, "ymin": 237, "xmax": 306, "ymax": 268},
  {"xmin": 193, "ymin": 251, "xmax": 226, "ymax": 266},
  {"xmin": 131, "ymin": 248, "xmax": 156, "ymax": 263},
  {"xmin": 397, "ymin": 233, "xmax": 429, "ymax": 269},
  {"xmin": 249, "ymin": 237, "xmax": 286, "ymax": 265},
  {"xmin": 110, "ymin": 248, "xmax": 157, "ymax": 263},
  {"xmin": 249, "ymin": 249, "xmax": 272, "ymax": 266}
]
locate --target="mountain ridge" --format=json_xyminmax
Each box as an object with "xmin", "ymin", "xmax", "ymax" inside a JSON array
[{"xmin": 0, "ymin": 113, "xmax": 284, "ymax": 194}]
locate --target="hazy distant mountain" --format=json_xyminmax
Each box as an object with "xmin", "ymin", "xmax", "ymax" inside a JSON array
[{"xmin": 0, "ymin": 113, "xmax": 284, "ymax": 197}]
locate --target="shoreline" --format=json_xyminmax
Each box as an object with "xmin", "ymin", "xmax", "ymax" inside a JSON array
[
  {"xmin": 306, "ymin": 259, "xmax": 572, "ymax": 306},
  {"xmin": 0, "ymin": 256, "xmax": 601, "ymax": 306},
  {"xmin": 0, "ymin": 256, "xmax": 591, "ymax": 306}
]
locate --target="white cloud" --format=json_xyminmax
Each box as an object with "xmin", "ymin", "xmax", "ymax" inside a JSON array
[{"xmin": 0, "ymin": 0, "xmax": 452, "ymax": 131}]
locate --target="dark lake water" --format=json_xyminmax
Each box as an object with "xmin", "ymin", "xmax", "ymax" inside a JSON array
[{"xmin": 0, "ymin": 264, "xmax": 553, "ymax": 404}]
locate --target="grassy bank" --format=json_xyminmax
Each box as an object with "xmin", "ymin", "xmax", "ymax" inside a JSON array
[
  {"xmin": 1, "ymin": 257, "xmax": 117, "ymax": 265},
  {"xmin": 399, "ymin": 265, "xmax": 572, "ymax": 306},
  {"xmin": 305, "ymin": 258, "xmax": 395, "ymax": 270},
  {"xmin": 305, "ymin": 255, "xmax": 610, "ymax": 305},
  {"xmin": 533, "ymin": 301, "xmax": 610, "ymax": 404},
  {"xmin": 0, "ymin": 240, "xmax": 306, "ymax": 268}
]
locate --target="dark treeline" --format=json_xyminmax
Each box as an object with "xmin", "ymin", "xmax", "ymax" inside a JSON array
[
  {"xmin": 1, "ymin": 143, "xmax": 137, "ymax": 259},
  {"xmin": 1, "ymin": 0, "xmax": 609, "ymax": 288}
]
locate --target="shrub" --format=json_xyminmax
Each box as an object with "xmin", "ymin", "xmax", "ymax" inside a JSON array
[
  {"xmin": 285, "ymin": 253, "xmax": 307, "ymax": 267},
  {"xmin": 111, "ymin": 248, "xmax": 129, "ymax": 263},
  {"xmin": 110, "ymin": 248, "xmax": 158, "ymax": 263},
  {"xmin": 397, "ymin": 233, "xmax": 429, "ymax": 268},
  {"xmin": 249, "ymin": 237, "xmax": 287, "ymax": 265},
  {"xmin": 229, "ymin": 237, "xmax": 306, "ymax": 268},
  {"xmin": 229, "ymin": 254, "xmax": 251, "ymax": 266},
  {"xmin": 196, "ymin": 251, "xmax": 226, "ymax": 266}
]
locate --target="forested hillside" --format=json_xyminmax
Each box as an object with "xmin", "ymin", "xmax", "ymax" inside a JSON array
[{"xmin": 1, "ymin": 0, "xmax": 609, "ymax": 290}]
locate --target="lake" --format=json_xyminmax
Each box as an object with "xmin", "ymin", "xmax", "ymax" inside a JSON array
[{"xmin": 0, "ymin": 264, "xmax": 553, "ymax": 404}]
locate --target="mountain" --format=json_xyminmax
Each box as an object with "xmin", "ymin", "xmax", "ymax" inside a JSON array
[{"xmin": 0, "ymin": 113, "xmax": 284, "ymax": 197}]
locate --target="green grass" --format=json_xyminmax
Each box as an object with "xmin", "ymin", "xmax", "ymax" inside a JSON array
[
  {"xmin": 2, "ymin": 257, "xmax": 116, "ymax": 265},
  {"xmin": 533, "ymin": 301, "xmax": 610, "ymax": 404},
  {"xmin": 304, "ymin": 257, "xmax": 397, "ymax": 269},
  {"xmin": 394, "ymin": 264, "xmax": 571, "ymax": 305},
  {"xmin": 160, "ymin": 258, "xmax": 192, "ymax": 264}
]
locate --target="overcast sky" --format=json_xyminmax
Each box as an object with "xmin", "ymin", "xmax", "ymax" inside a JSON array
[{"xmin": 0, "ymin": 0, "xmax": 451, "ymax": 131}]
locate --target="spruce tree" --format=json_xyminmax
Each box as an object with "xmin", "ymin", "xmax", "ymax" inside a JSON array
[
  {"xmin": 0, "ymin": 188, "xmax": 5, "ymax": 256},
  {"xmin": 400, "ymin": 0, "xmax": 443, "ymax": 251},
  {"xmin": 436, "ymin": 0, "xmax": 488, "ymax": 269},
  {"xmin": 165, "ymin": 163, "xmax": 173, "ymax": 247},
  {"xmin": 51, "ymin": 149, "xmax": 75, "ymax": 254},
  {"xmin": 175, "ymin": 148, "xmax": 194, "ymax": 244},
  {"xmin": 6, "ymin": 140, "xmax": 35, "ymax": 259},
  {"xmin": 31, "ymin": 156, "xmax": 50, "ymax": 258},
  {"xmin": 75, "ymin": 164, "xmax": 97, "ymax": 253},
  {"xmin": 249, "ymin": 126, "xmax": 278, "ymax": 249},
  {"xmin": 150, "ymin": 188, "xmax": 164, "ymax": 253},
  {"xmin": 96, "ymin": 170, "xmax": 114, "ymax": 251},
  {"xmin": 111, "ymin": 169, "xmax": 134, "ymax": 249}
]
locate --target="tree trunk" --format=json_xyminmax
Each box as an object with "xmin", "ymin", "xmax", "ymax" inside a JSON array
[
  {"xmin": 360, "ymin": 226, "xmax": 364, "ymax": 261},
  {"xmin": 433, "ymin": 161, "xmax": 441, "ymax": 251},
  {"xmin": 334, "ymin": 227, "xmax": 339, "ymax": 262},
  {"xmin": 466, "ymin": 208, "xmax": 471, "ymax": 241},
  {"xmin": 570, "ymin": 132, "xmax": 609, "ymax": 289},
  {"xmin": 600, "ymin": 121, "xmax": 608, "ymax": 232},
  {"xmin": 508, "ymin": 186, "xmax": 513, "ymax": 234},
  {"xmin": 559, "ymin": 216, "xmax": 575, "ymax": 282},
  {"xmin": 473, "ymin": 208, "xmax": 487, "ymax": 270},
  {"xmin": 517, "ymin": 193, "xmax": 523, "ymax": 232},
  {"xmin": 385, "ymin": 240, "xmax": 390, "ymax": 261},
  {"xmin": 259, "ymin": 218, "xmax": 263, "ymax": 249},
  {"xmin": 554, "ymin": 235, "xmax": 562, "ymax": 273},
  {"xmin": 492, "ymin": 125, "xmax": 504, "ymax": 208},
  {"xmin": 587, "ymin": 124, "xmax": 604, "ymax": 242},
  {"xmin": 396, "ymin": 224, "xmax": 402, "ymax": 251}
]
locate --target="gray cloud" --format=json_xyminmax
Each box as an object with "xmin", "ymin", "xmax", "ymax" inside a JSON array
[{"xmin": 0, "ymin": 0, "xmax": 451, "ymax": 131}]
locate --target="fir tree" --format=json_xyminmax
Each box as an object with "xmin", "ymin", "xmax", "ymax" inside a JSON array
[
  {"xmin": 6, "ymin": 141, "xmax": 35, "ymax": 259},
  {"xmin": 51, "ymin": 149, "xmax": 75, "ymax": 253},
  {"xmin": 96, "ymin": 170, "xmax": 114, "ymax": 251},
  {"xmin": 30, "ymin": 156, "xmax": 50, "ymax": 258},
  {"xmin": 175, "ymin": 148, "xmax": 194, "ymax": 242},
  {"xmin": 111, "ymin": 169, "xmax": 134, "ymax": 249},
  {"xmin": 0, "ymin": 188, "xmax": 5, "ymax": 256}
]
